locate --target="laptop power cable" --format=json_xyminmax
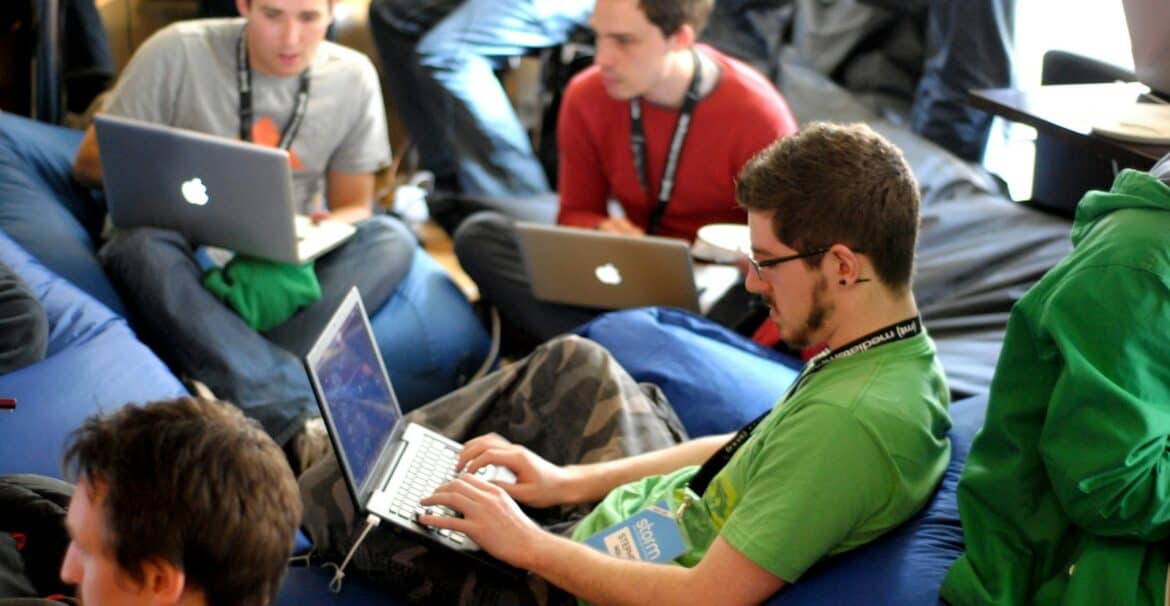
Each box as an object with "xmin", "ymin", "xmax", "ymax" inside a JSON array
[{"xmin": 324, "ymin": 513, "xmax": 381, "ymax": 593}]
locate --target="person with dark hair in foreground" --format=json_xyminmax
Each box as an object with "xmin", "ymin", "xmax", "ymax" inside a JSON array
[
  {"xmin": 302, "ymin": 122, "xmax": 950, "ymax": 605},
  {"xmin": 60, "ymin": 397, "xmax": 301, "ymax": 606}
]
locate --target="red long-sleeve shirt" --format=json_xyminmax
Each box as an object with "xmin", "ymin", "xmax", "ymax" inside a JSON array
[{"xmin": 556, "ymin": 45, "xmax": 798, "ymax": 242}]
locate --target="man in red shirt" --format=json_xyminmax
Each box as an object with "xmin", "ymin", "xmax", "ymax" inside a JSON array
[{"xmin": 454, "ymin": 0, "xmax": 797, "ymax": 351}]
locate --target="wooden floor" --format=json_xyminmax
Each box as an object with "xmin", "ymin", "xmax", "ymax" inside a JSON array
[{"xmin": 416, "ymin": 220, "xmax": 479, "ymax": 302}]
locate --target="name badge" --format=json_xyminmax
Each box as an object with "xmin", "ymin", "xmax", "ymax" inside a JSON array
[{"xmin": 583, "ymin": 500, "xmax": 687, "ymax": 563}]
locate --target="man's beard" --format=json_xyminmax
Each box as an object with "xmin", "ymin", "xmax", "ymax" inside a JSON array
[{"xmin": 779, "ymin": 275, "xmax": 832, "ymax": 350}]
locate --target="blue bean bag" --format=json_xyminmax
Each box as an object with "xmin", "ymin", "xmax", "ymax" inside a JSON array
[
  {"xmin": 575, "ymin": 307, "xmax": 802, "ymax": 437},
  {"xmin": 0, "ymin": 230, "xmax": 187, "ymax": 479},
  {"xmin": 0, "ymin": 113, "xmax": 122, "ymax": 313},
  {"xmin": 276, "ymin": 566, "xmax": 404, "ymax": 606}
]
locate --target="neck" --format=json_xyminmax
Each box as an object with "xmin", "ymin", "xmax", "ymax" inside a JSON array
[
  {"xmin": 642, "ymin": 48, "xmax": 701, "ymax": 107},
  {"xmin": 822, "ymin": 288, "xmax": 920, "ymax": 351}
]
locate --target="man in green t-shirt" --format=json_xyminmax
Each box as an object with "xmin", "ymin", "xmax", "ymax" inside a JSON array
[{"xmin": 301, "ymin": 121, "xmax": 952, "ymax": 604}]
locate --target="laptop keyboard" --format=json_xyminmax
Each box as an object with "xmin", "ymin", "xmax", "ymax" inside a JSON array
[
  {"xmin": 294, "ymin": 215, "xmax": 351, "ymax": 243},
  {"xmin": 388, "ymin": 433, "xmax": 469, "ymax": 545}
]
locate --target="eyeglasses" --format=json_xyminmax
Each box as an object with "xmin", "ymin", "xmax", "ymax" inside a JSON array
[{"xmin": 747, "ymin": 247, "xmax": 830, "ymax": 280}]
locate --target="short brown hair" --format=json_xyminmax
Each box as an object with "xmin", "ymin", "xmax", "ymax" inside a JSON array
[
  {"xmin": 64, "ymin": 397, "xmax": 301, "ymax": 606},
  {"xmin": 638, "ymin": 0, "xmax": 715, "ymax": 37},
  {"xmin": 736, "ymin": 122, "xmax": 920, "ymax": 292}
]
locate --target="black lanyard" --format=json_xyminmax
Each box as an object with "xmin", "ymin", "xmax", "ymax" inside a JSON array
[
  {"xmin": 236, "ymin": 26, "xmax": 311, "ymax": 150},
  {"xmin": 630, "ymin": 48, "xmax": 702, "ymax": 235},
  {"xmin": 686, "ymin": 315, "xmax": 924, "ymax": 496}
]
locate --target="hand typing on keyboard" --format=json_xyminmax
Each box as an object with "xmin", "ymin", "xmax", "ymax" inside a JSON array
[
  {"xmin": 416, "ymin": 433, "xmax": 588, "ymax": 567},
  {"xmin": 454, "ymin": 433, "xmax": 580, "ymax": 508},
  {"xmin": 418, "ymin": 472, "xmax": 544, "ymax": 568},
  {"xmin": 472, "ymin": 463, "xmax": 517, "ymax": 484}
]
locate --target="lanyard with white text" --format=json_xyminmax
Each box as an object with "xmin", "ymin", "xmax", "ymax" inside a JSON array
[
  {"xmin": 685, "ymin": 315, "xmax": 924, "ymax": 497},
  {"xmin": 630, "ymin": 48, "xmax": 702, "ymax": 235},
  {"xmin": 236, "ymin": 26, "xmax": 311, "ymax": 150}
]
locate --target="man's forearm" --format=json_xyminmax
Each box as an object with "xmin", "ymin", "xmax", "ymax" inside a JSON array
[
  {"xmin": 324, "ymin": 204, "xmax": 373, "ymax": 224},
  {"xmin": 72, "ymin": 126, "xmax": 103, "ymax": 187},
  {"xmin": 525, "ymin": 530, "xmax": 696, "ymax": 605},
  {"xmin": 563, "ymin": 434, "xmax": 732, "ymax": 504}
]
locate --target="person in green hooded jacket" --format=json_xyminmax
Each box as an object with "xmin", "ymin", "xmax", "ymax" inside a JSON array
[{"xmin": 942, "ymin": 157, "xmax": 1170, "ymax": 606}]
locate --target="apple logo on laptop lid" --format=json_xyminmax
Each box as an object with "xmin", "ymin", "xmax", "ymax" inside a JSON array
[
  {"xmin": 181, "ymin": 178, "xmax": 210, "ymax": 206},
  {"xmin": 595, "ymin": 262, "xmax": 622, "ymax": 286}
]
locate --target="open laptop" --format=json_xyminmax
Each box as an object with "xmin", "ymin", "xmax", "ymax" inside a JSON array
[
  {"xmin": 94, "ymin": 113, "xmax": 354, "ymax": 264},
  {"xmin": 304, "ymin": 287, "xmax": 515, "ymax": 553},
  {"xmin": 1122, "ymin": 0, "xmax": 1170, "ymax": 100},
  {"xmin": 516, "ymin": 222, "xmax": 704, "ymax": 313}
]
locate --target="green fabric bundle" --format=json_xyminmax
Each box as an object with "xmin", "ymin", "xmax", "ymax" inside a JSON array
[{"xmin": 203, "ymin": 256, "xmax": 322, "ymax": 331}]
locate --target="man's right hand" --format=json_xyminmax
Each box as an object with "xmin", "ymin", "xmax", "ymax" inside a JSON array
[
  {"xmin": 457, "ymin": 433, "xmax": 584, "ymax": 508},
  {"xmin": 596, "ymin": 216, "xmax": 645, "ymax": 236}
]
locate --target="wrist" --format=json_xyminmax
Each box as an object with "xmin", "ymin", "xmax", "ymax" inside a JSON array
[
  {"xmin": 561, "ymin": 464, "xmax": 604, "ymax": 504},
  {"xmin": 514, "ymin": 525, "xmax": 560, "ymax": 572}
]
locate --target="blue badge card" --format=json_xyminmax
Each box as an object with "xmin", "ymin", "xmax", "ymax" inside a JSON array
[{"xmin": 583, "ymin": 500, "xmax": 687, "ymax": 563}]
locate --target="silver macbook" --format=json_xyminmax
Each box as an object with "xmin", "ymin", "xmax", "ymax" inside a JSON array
[
  {"xmin": 304, "ymin": 288, "xmax": 514, "ymax": 553},
  {"xmin": 1123, "ymin": 0, "xmax": 1170, "ymax": 99},
  {"xmin": 94, "ymin": 113, "xmax": 354, "ymax": 264},
  {"xmin": 515, "ymin": 222, "xmax": 703, "ymax": 313}
]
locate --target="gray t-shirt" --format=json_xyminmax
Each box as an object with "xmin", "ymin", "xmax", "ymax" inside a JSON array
[{"xmin": 104, "ymin": 18, "xmax": 390, "ymax": 213}]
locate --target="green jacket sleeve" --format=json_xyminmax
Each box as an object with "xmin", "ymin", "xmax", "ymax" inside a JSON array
[{"xmin": 1038, "ymin": 266, "xmax": 1170, "ymax": 539}]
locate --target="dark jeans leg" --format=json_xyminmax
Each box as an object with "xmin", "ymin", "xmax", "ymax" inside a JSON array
[
  {"xmin": 911, "ymin": 0, "xmax": 1015, "ymax": 162},
  {"xmin": 369, "ymin": 1, "xmax": 461, "ymax": 184},
  {"xmin": 453, "ymin": 212, "xmax": 599, "ymax": 350},
  {"xmin": 100, "ymin": 227, "xmax": 316, "ymax": 445}
]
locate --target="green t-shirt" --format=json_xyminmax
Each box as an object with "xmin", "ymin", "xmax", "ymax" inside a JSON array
[{"xmin": 571, "ymin": 332, "xmax": 952, "ymax": 583}]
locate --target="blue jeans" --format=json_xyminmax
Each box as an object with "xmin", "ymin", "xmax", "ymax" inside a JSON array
[
  {"xmin": 99, "ymin": 216, "xmax": 416, "ymax": 446},
  {"xmin": 910, "ymin": 0, "xmax": 1015, "ymax": 162},
  {"xmin": 369, "ymin": 0, "xmax": 593, "ymax": 198}
]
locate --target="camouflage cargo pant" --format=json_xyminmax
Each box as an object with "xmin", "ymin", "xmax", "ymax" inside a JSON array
[{"xmin": 300, "ymin": 335, "xmax": 689, "ymax": 604}]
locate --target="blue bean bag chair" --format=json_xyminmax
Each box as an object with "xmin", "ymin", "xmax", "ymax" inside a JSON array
[
  {"xmin": 0, "ymin": 230, "xmax": 186, "ymax": 479},
  {"xmin": 575, "ymin": 307, "xmax": 802, "ymax": 437}
]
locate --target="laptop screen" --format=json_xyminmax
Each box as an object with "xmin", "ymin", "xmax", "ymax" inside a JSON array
[
  {"xmin": 1123, "ymin": 0, "xmax": 1170, "ymax": 98},
  {"xmin": 308, "ymin": 295, "xmax": 401, "ymax": 490}
]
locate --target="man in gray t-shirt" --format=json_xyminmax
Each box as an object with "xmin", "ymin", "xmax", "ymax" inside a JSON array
[{"xmin": 71, "ymin": 0, "xmax": 416, "ymax": 472}]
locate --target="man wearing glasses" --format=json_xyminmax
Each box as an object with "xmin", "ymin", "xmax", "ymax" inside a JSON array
[{"xmin": 302, "ymin": 121, "xmax": 951, "ymax": 604}]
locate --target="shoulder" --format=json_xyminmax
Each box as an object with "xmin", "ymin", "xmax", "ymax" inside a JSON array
[
  {"xmin": 707, "ymin": 47, "xmax": 780, "ymax": 99},
  {"xmin": 125, "ymin": 17, "xmax": 239, "ymax": 75},
  {"xmin": 800, "ymin": 335, "xmax": 949, "ymax": 425},
  {"xmin": 146, "ymin": 17, "xmax": 239, "ymax": 55},
  {"xmin": 312, "ymin": 40, "xmax": 379, "ymax": 83},
  {"xmin": 564, "ymin": 66, "xmax": 612, "ymax": 107},
  {"xmin": 697, "ymin": 45, "xmax": 800, "ymax": 138}
]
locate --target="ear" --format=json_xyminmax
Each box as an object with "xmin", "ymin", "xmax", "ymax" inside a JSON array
[
  {"xmin": 235, "ymin": 0, "xmax": 250, "ymax": 18},
  {"xmin": 826, "ymin": 244, "xmax": 862, "ymax": 286},
  {"xmin": 668, "ymin": 23, "xmax": 696, "ymax": 52},
  {"xmin": 139, "ymin": 558, "xmax": 187, "ymax": 605}
]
